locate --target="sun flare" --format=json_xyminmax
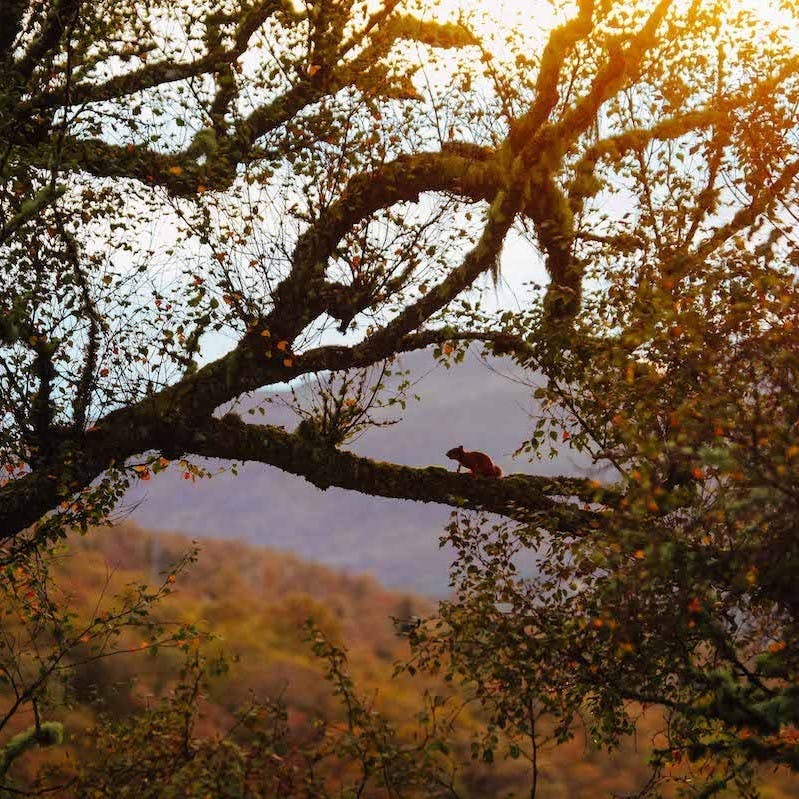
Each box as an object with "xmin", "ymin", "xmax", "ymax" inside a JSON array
[{"xmin": 420, "ymin": 0, "xmax": 797, "ymax": 47}]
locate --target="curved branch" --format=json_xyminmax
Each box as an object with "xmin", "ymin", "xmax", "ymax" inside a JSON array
[
  {"xmin": 693, "ymin": 156, "xmax": 799, "ymax": 263},
  {"xmin": 267, "ymin": 149, "xmax": 499, "ymax": 334},
  {"xmin": 508, "ymin": 0, "xmax": 594, "ymax": 151}
]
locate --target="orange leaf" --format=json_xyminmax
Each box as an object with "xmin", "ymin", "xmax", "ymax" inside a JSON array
[
  {"xmin": 779, "ymin": 725, "xmax": 799, "ymax": 744},
  {"xmin": 283, "ymin": 357, "xmax": 294, "ymax": 367},
  {"xmin": 307, "ymin": 64, "xmax": 322, "ymax": 76},
  {"xmin": 276, "ymin": 340, "xmax": 289, "ymax": 351},
  {"xmin": 168, "ymin": 165, "xmax": 183, "ymax": 176}
]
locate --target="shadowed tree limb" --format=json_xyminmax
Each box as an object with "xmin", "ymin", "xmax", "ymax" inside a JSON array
[
  {"xmin": 182, "ymin": 414, "xmax": 614, "ymax": 531},
  {"xmin": 0, "ymin": 324, "xmax": 618, "ymax": 539}
]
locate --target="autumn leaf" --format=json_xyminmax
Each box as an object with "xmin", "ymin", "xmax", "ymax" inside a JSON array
[{"xmin": 779, "ymin": 725, "xmax": 799, "ymax": 744}]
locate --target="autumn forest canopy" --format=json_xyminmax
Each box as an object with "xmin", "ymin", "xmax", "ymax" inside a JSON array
[{"xmin": 2, "ymin": 0, "xmax": 799, "ymax": 795}]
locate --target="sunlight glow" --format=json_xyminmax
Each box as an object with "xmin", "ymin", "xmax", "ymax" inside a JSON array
[{"xmin": 420, "ymin": 0, "xmax": 797, "ymax": 48}]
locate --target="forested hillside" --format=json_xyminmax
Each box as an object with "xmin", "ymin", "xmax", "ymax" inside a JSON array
[{"xmin": 3, "ymin": 525, "xmax": 797, "ymax": 797}]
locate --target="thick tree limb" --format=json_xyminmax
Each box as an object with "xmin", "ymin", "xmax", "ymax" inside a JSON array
[
  {"xmin": 508, "ymin": 0, "xmax": 594, "ymax": 151},
  {"xmin": 0, "ymin": 328, "xmax": 549, "ymax": 538},
  {"xmin": 183, "ymin": 415, "xmax": 612, "ymax": 531}
]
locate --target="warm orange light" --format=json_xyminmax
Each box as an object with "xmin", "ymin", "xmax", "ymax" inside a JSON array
[{"xmin": 423, "ymin": 0, "xmax": 797, "ymax": 46}]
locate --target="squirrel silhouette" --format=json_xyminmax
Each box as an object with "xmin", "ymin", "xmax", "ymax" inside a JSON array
[{"xmin": 446, "ymin": 445, "xmax": 503, "ymax": 478}]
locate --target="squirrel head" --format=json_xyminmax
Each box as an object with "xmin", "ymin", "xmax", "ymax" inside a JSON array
[{"xmin": 445, "ymin": 445, "xmax": 464, "ymax": 459}]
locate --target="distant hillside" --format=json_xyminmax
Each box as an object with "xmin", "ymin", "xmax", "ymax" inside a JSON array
[
  {"xmin": 126, "ymin": 349, "xmax": 600, "ymax": 594},
  {"xmin": 37, "ymin": 525, "xmax": 799, "ymax": 799}
]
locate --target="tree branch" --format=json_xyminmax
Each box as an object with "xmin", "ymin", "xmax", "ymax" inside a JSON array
[{"xmin": 184, "ymin": 415, "xmax": 611, "ymax": 531}]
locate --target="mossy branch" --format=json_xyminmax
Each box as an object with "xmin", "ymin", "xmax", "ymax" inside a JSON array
[{"xmin": 0, "ymin": 722, "xmax": 64, "ymax": 779}]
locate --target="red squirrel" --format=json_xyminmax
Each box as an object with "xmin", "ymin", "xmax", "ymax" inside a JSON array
[{"xmin": 446, "ymin": 445, "xmax": 503, "ymax": 478}]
